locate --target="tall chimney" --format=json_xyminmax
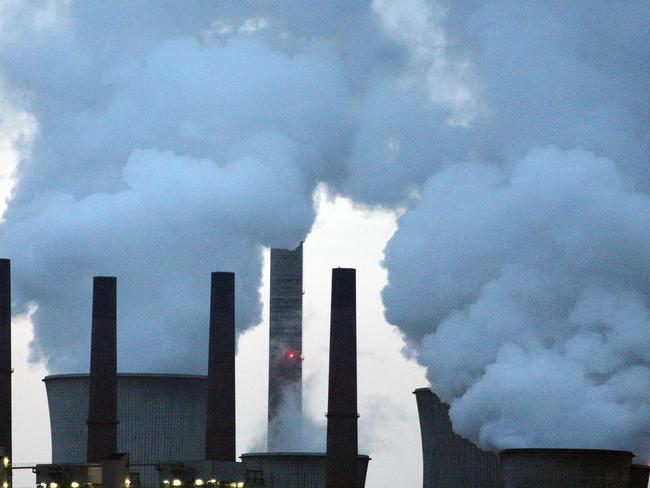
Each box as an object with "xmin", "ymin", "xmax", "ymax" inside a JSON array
[
  {"xmin": 325, "ymin": 268, "xmax": 358, "ymax": 488},
  {"xmin": 86, "ymin": 276, "xmax": 118, "ymax": 463},
  {"xmin": 0, "ymin": 259, "xmax": 11, "ymax": 484},
  {"xmin": 205, "ymin": 272, "xmax": 236, "ymax": 461},
  {"xmin": 267, "ymin": 243, "xmax": 303, "ymax": 451}
]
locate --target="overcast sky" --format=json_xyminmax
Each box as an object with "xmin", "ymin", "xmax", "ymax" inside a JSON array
[{"xmin": 2, "ymin": 1, "xmax": 650, "ymax": 486}]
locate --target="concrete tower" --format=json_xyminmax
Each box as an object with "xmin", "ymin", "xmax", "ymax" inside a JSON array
[
  {"xmin": 267, "ymin": 243, "xmax": 303, "ymax": 451},
  {"xmin": 414, "ymin": 388, "xmax": 502, "ymax": 488}
]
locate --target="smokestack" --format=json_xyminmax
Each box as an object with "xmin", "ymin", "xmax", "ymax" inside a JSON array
[
  {"xmin": 0, "ymin": 259, "xmax": 11, "ymax": 484},
  {"xmin": 267, "ymin": 244, "xmax": 303, "ymax": 451},
  {"xmin": 325, "ymin": 268, "xmax": 358, "ymax": 488},
  {"xmin": 86, "ymin": 276, "xmax": 118, "ymax": 463},
  {"xmin": 205, "ymin": 272, "xmax": 236, "ymax": 461}
]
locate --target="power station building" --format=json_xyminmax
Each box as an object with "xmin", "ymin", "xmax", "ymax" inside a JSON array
[
  {"xmin": 267, "ymin": 244, "xmax": 303, "ymax": 451},
  {"xmin": 1, "ymin": 254, "xmax": 649, "ymax": 488},
  {"xmin": 240, "ymin": 453, "xmax": 370, "ymax": 488},
  {"xmin": 500, "ymin": 448, "xmax": 637, "ymax": 488},
  {"xmin": 0, "ymin": 256, "xmax": 368, "ymax": 488}
]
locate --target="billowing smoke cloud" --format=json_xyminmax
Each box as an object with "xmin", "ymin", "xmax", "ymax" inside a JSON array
[
  {"xmin": 380, "ymin": 0, "xmax": 650, "ymax": 460},
  {"xmin": 2, "ymin": 0, "xmax": 650, "ymax": 461},
  {"xmin": 385, "ymin": 147, "xmax": 650, "ymax": 454},
  {"xmin": 0, "ymin": 0, "xmax": 388, "ymax": 372}
]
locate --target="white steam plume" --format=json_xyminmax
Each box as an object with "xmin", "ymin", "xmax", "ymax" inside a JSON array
[
  {"xmin": 384, "ymin": 147, "xmax": 650, "ymax": 455},
  {"xmin": 266, "ymin": 383, "xmax": 325, "ymax": 453},
  {"xmin": 0, "ymin": 0, "xmax": 381, "ymax": 372},
  {"xmin": 380, "ymin": 0, "xmax": 650, "ymax": 460}
]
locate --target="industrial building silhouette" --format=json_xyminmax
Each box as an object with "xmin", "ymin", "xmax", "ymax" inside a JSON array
[
  {"xmin": 0, "ymin": 253, "xmax": 370, "ymax": 488},
  {"xmin": 44, "ymin": 374, "xmax": 208, "ymax": 486},
  {"xmin": 413, "ymin": 386, "xmax": 649, "ymax": 488},
  {"xmin": 0, "ymin": 254, "xmax": 649, "ymax": 488},
  {"xmin": 414, "ymin": 388, "xmax": 502, "ymax": 487}
]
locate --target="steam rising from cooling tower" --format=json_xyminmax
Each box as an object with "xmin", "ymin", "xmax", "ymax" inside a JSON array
[{"xmin": 1, "ymin": 1, "xmax": 650, "ymax": 461}]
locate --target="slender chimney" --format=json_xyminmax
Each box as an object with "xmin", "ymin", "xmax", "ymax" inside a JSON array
[
  {"xmin": 86, "ymin": 276, "xmax": 118, "ymax": 463},
  {"xmin": 0, "ymin": 259, "xmax": 11, "ymax": 484},
  {"xmin": 205, "ymin": 272, "xmax": 236, "ymax": 461},
  {"xmin": 325, "ymin": 268, "xmax": 358, "ymax": 488}
]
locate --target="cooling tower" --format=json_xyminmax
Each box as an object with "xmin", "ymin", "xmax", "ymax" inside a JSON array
[
  {"xmin": 267, "ymin": 243, "xmax": 303, "ymax": 450},
  {"xmin": 413, "ymin": 388, "xmax": 502, "ymax": 488},
  {"xmin": 87, "ymin": 276, "xmax": 118, "ymax": 463},
  {"xmin": 325, "ymin": 268, "xmax": 359, "ymax": 488},
  {"xmin": 241, "ymin": 453, "xmax": 370, "ymax": 488},
  {"xmin": 205, "ymin": 272, "xmax": 236, "ymax": 462},
  {"xmin": 500, "ymin": 448, "xmax": 633, "ymax": 488},
  {"xmin": 0, "ymin": 259, "xmax": 11, "ymax": 487},
  {"xmin": 45, "ymin": 373, "xmax": 207, "ymax": 487}
]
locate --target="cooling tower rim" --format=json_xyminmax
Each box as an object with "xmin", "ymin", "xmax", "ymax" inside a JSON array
[
  {"xmin": 241, "ymin": 452, "xmax": 371, "ymax": 460},
  {"xmin": 413, "ymin": 387, "xmax": 433, "ymax": 393},
  {"xmin": 500, "ymin": 448, "xmax": 634, "ymax": 457},
  {"xmin": 43, "ymin": 373, "xmax": 207, "ymax": 382}
]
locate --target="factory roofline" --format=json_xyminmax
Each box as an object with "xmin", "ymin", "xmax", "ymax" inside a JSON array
[
  {"xmin": 43, "ymin": 373, "xmax": 207, "ymax": 381},
  {"xmin": 500, "ymin": 448, "xmax": 634, "ymax": 456},
  {"xmin": 241, "ymin": 452, "xmax": 371, "ymax": 459}
]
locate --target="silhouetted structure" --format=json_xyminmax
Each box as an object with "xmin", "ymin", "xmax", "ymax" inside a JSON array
[
  {"xmin": 500, "ymin": 448, "xmax": 633, "ymax": 488},
  {"xmin": 414, "ymin": 388, "xmax": 502, "ymax": 488},
  {"xmin": 629, "ymin": 464, "xmax": 650, "ymax": 488},
  {"xmin": 205, "ymin": 272, "xmax": 236, "ymax": 462},
  {"xmin": 325, "ymin": 268, "xmax": 359, "ymax": 488},
  {"xmin": 47, "ymin": 373, "xmax": 207, "ymax": 486},
  {"xmin": 39, "ymin": 264, "xmax": 372, "ymax": 488},
  {"xmin": 86, "ymin": 277, "xmax": 118, "ymax": 463},
  {"xmin": 241, "ymin": 452, "xmax": 370, "ymax": 488},
  {"xmin": 267, "ymin": 244, "xmax": 303, "ymax": 450},
  {"xmin": 0, "ymin": 259, "xmax": 11, "ymax": 488}
]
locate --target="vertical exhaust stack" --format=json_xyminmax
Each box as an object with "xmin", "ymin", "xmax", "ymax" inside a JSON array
[
  {"xmin": 0, "ymin": 259, "xmax": 11, "ymax": 484},
  {"xmin": 205, "ymin": 272, "xmax": 236, "ymax": 462},
  {"xmin": 87, "ymin": 276, "xmax": 118, "ymax": 464},
  {"xmin": 267, "ymin": 244, "xmax": 303, "ymax": 451},
  {"xmin": 325, "ymin": 268, "xmax": 358, "ymax": 488}
]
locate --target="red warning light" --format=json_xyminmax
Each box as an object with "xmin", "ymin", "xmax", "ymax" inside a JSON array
[
  {"xmin": 300, "ymin": 354, "xmax": 305, "ymax": 360},
  {"xmin": 287, "ymin": 352, "xmax": 296, "ymax": 360}
]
